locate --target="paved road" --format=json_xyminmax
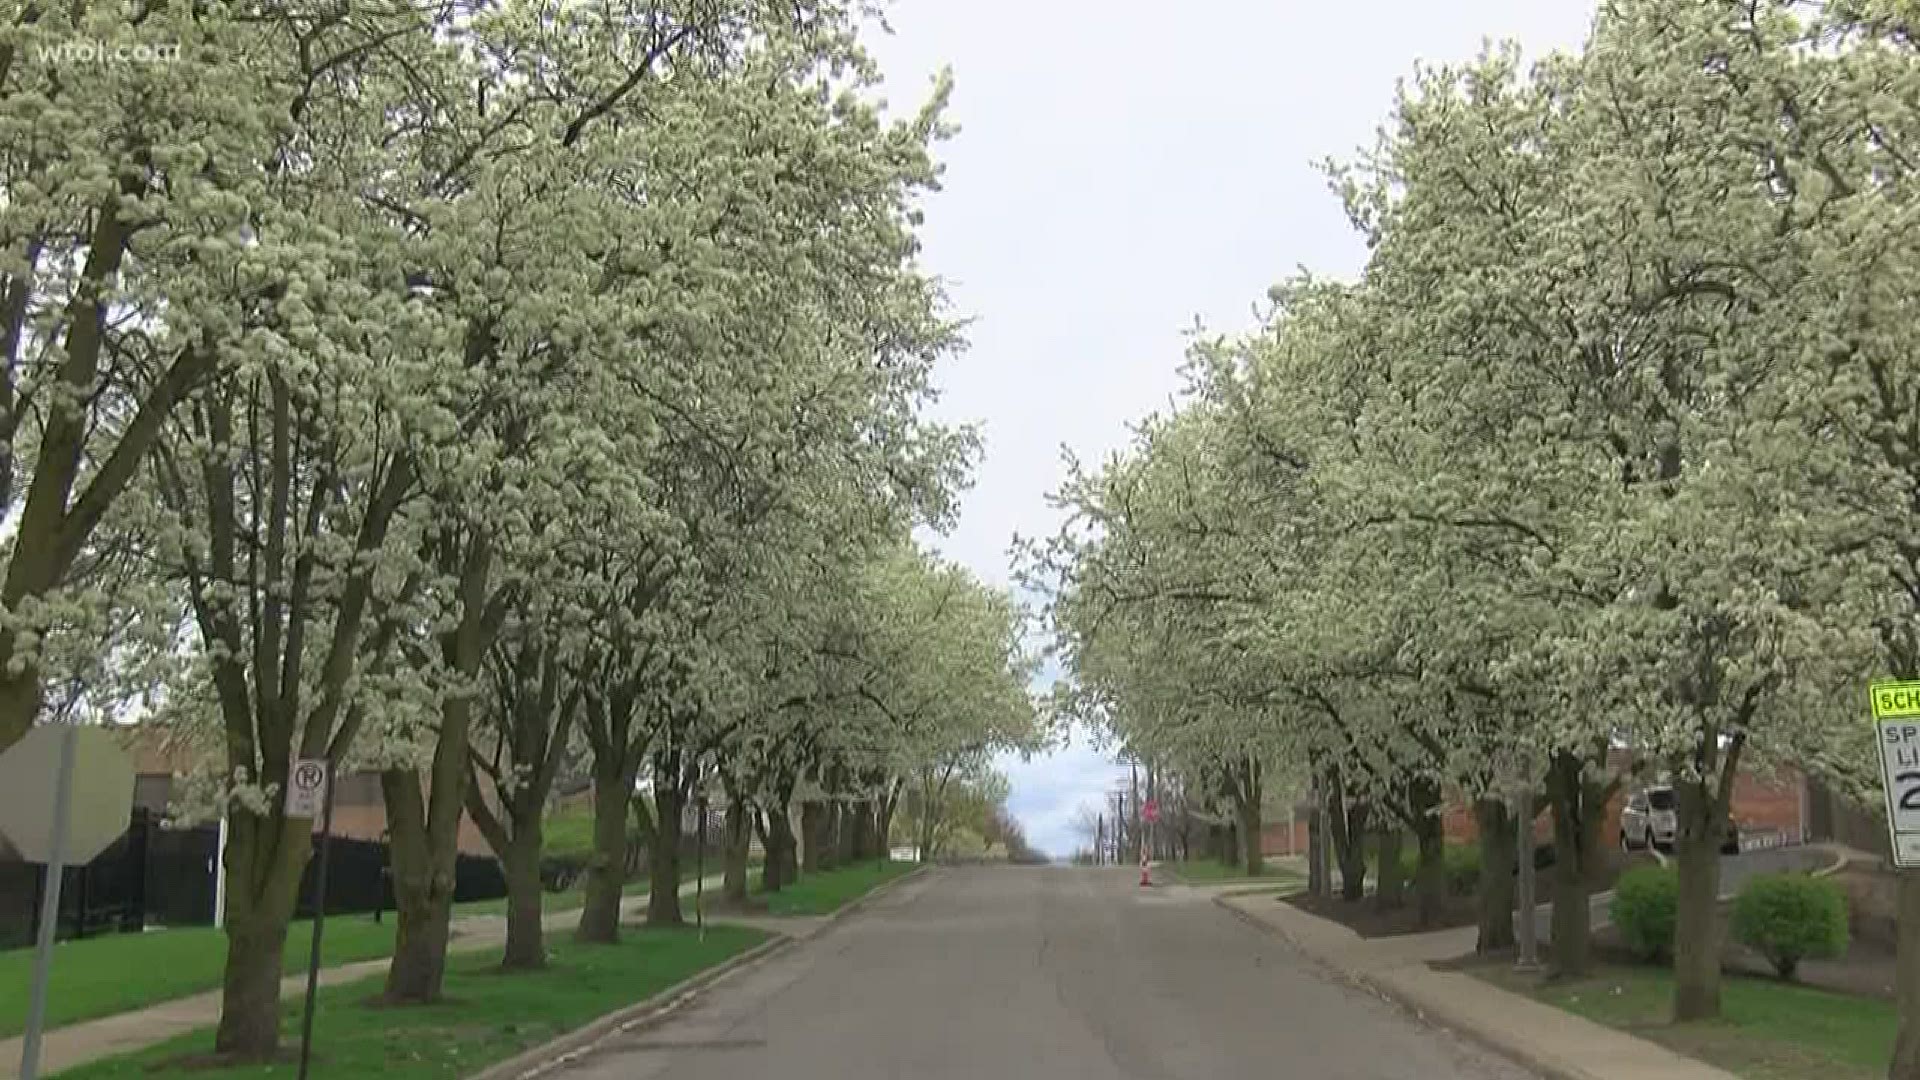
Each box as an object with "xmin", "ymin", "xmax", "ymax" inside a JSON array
[{"xmin": 552, "ymin": 867, "xmax": 1533, "ymax": 1080}]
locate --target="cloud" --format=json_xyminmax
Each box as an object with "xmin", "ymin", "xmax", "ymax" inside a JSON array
[
  {"xmin": 869, "ymin": 0, "xmax": 1597, "ymax": 855},
  {"xmin": 996, "ymin": 727, "xmax": 1130, "ymax": 858}
]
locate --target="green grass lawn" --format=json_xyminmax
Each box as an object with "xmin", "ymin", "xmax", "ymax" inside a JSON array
[
  {"xmin": 1476, "ymin": 962, "xmax": 1895, "ymax": 1079},
  {"xmin": 0, "ymin": 915, "xmax": 398, "ymax": 1039},
  {"xmin": 1166, "ymin": 859, "xmax": 1303, "ymax": 884},
  {"xmin": 746, "ymin": 860, "xmax": 915, "ymax": 916},
  {"xmin": 2, "ymin": 862, "xmax": 750, "ymax": 1041},
  {"xmin": 58, "ymin": 925, "xmax": 768, "ymax": 1080},
  {"xmin": 0, "ymin": 870, "xmax": 712, "ymax": 1038}
]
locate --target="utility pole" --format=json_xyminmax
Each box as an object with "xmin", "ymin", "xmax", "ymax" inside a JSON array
[
  {"xmin": 1129, "ymin": 763, "xmax": 1141, "ymax": 863},
  {"xmin": 1318, "ymin": 783, "xmax": 1336, "ymax": 899},
  {"xmin": 1143, "ymin": 763, "xmax": 1153, "ymax": 860}
]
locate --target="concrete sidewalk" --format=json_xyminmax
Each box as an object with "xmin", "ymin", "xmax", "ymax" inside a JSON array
[
  {"xmin": 1, "ymin": 875, "xmax": 724, "ymax": 1080},
  {"xmin": 1219, "ymin": 891, "xmax": 1740, "ymax": 1080}
]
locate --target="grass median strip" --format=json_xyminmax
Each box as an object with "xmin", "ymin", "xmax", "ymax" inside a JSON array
[
  {"xmin": 745, "ymin": 860, "xmax": 916, "ymax": 916},
  {"xmin": 1165, "ymin": 859, "xmax": 1303, "ymax": 885},
  {"xmin": 2, "ymin": 878, "xmax": 672, "ymax": 1037},
  {"xmin": 1473, "ymin": 961, "xmax": 1894, "ymax": 1080},
  {"xmin": 0, "ymin": 916, "xmax": 400, "ymax": 1039},
  {"xmin": 57, "ymin": 924, "xmax": 769, "ymax": 1080}
]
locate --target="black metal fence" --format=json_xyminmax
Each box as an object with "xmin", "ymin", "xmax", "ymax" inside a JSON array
[
  {"xmin": 1808, "ymin": 775, "xmax": 1890, "ymax": 859},
  {"xmin": 0, "ymin": 810, "xmax": 508, "ymax": 951}
]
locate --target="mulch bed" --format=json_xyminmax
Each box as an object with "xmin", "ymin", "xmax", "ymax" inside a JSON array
[
  {"xmin": 1283, "ymin": 849, "xmax": 1659, "ymax": 941},
  {"xmin": 1283, "ymin": 890, "xmax": 1480, "ymax": 938}
]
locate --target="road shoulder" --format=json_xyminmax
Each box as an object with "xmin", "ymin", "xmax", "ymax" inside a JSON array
[{"xmin": 473, "ymin": 863, "xmax": 932, "ymax": 1080}]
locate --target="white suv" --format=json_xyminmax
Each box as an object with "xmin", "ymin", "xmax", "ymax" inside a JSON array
[{"xmin": 1621, "ymin": 785, "xmax": 1741, "ymax": 854}]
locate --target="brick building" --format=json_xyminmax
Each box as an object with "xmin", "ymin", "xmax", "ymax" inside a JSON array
[
  {"xmin": 1262, "ymin": 758, "xmax": 1810, "ymax": 857},
  {"xmin": 129, "ymin": 726, "xmax": 494, "ymax": 856}
]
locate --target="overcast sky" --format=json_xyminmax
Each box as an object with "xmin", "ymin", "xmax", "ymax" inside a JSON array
[{"xmin": 869, "ymin": 2, "xmax": 1598, "ymax": 858}]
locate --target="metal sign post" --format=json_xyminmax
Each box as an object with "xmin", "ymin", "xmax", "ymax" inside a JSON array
[
  {"xmin": 1876, "ymin": 682, "xmax": 1920, "ymax": 867},
  {"xmin": 294, "ymin": 759, "xmax": 336, "ymax": 1080},
  {"xmin": 1140, "ymin": 799, "xmax": 1158, "ymax": 887},
  {"xmin": 213, "ymin": 813, "xmax": 229, "ymax": 929},
  {"xmin": 1318, "ymin": 790, "xmax": 1335, "ymax": 899},
  {"xmin": 1879, "ymin": 682, "xmax": 1920, "ymax": 1080},
  {"xmin": 18, "ymin": 724, "xmax": 77, "ymax": 1080},
  {"xmin": 695, "ymin": 794, "xmax": 708, "ymax": 942}
]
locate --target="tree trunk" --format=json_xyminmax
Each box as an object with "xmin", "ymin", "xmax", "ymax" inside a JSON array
[
  {"xmin": 1411, "ymin": 779, "xmax": 1445, "ymax": 929},
  {"xmin": 1671, "ymin": 776, "xmax": 1725, "ymax": 1021},
  {"xmin": 1547, "ymin": 752, "xmax": 1604, "ymax": 978},
  {"xmin": 1238, "ymin": 791, "xmax": 1264, "ymax": 878},
  {"xmin": 0, "ymin": 670, "xmax": 42, "ymax": 757},
  {"xmin": 648, "ymin": 775, "xmax": 684, "ymax": 927},
  {"xmin": 1414, "ymin": 813, "xmax": 1445, "ymax": 929},
  {"xmin": 837, "ymin": 801, "xmax": 859, "ymax": 865},
  {"xmin": 723, "ymin": 799, "xmax": 750, "ymax": 905},
  {"xmin": 1333, "ymin": 799, "xmax": 1369, "ymax": 902},
  {"xmin": 382, "ymin": 769, "xmax": 461, "ymax": 1003},
  {"xmin": 385, "ymin": 879, "xmax": 452, "ymax": 1002},
  {"xmin": 576, "ymin": 761, "xmax": 634, "ymax": 944},
  {"xmin": 1306, "ymin": 806, "xmax": 1327, "ymax": 898},
  {"xmin": 500, "ymin": 825, "xmax": 545, "ymax": 971},
  {"xmin": 764, "ymin": 803, "xmax": 797, "ymax": 890},
  {"xmin": 214, "ymin": 913, "xmax": 292, "ymax": 1057},
  {"xmin": 860, "ymin": 801, "xmax": 882, "ymax": 860},
  {"xmin": 1475, "ymin": 797, "xmax": 1517, "ymax": 955},
  {"xmin": 1228, "ymin": 758, "xmax": 1264, "ymax": 877},
  {"xmin": 755, "ymin": 810, "xmax": 781, "ymax": 893},
  {"xmin": 822, "ymin": 800, "xmax": 843, "ymax": 870},
  {"xmin": 780, "ymin": 806, "xmax": 800, "ymax": 881},
  {"xmin": 211, "ymin": 810, "xmax": 310, "ymax": 1057},
  {"xmin": 383, "ymin": 536, "xmax": 491, "ymax": 1004},
  {"xmin": 1374, "ymin": 828, "xmax": 1406, "ymax": 911},
  {"xmin": 800, "ymin": 801, "xmax": 825, "ymax": 874},
  {"xmin": 877, "ymin": 792, "xmax": 898, "ymax": 859},
  {"xmin": 0, "ymin": 200, "xmax": 153, "ymax": 755},
  {"xmin": 1891, "ymin": 872, "xmax": 1920, "ymax": 1079}
]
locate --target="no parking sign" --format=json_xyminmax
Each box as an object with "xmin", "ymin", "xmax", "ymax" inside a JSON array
[{"xmin": 285, "ymin": 759, "xmax": 329, "ymax": 819}]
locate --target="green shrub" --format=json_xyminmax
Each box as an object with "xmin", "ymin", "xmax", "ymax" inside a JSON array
[
  {"xmin": 1442, "ymin": 842, "xmax": 1481, "ymax": 895},
  {"xmin": 1375, "ymin": 841, "xmax": 1483, "ymax": 897},
  {"xmin": 1731, "ymin": 872, "xmax": 1849, "ymax": 980},
  {"xmin": 1611, "ymin": 865, "xmax": 1679, "ymax": 963}
]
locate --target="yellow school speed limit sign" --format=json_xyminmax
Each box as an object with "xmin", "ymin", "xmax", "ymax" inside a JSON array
[{"xmin": 1873, "ymin": 681, "xmax": 1920, "ymax": 868}]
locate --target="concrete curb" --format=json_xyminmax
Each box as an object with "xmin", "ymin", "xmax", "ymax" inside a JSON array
[
  {"xmin": 1212, "ymin": 897, "xmax": 1384, "ymax": 1001},
  {"xmin": 467, "ymin": 932, "xmax": 797, "ymax": 1080},
  {"xmin": 1364, "ymin": 967, "xmax": 1612, "ymax": 1080},
  {"xmin": 468, "ymin": 864, "xmax": 931, "ymax": 1080},
  {"xmin": 812, "ymin": 863, "xmax": 931, "ymax": 932},
  {"xmin": 1213, "ymin": 894, "xmax": 1733, "ymax": 1080},
  {"xmin": 1207, "ymin": 895, "xmax": 1555, "ymax": 1076},
  {"xmin": 1810, "ymin": 844, "xmax": 1850, "ymax": 879},
  {"xmin": 1213, "ymin": 894, "xmax": 1588, "ymax": 1079}
]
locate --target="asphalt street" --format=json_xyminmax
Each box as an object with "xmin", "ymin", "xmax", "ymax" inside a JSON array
[{"xmin": 551, "ymin": 867, "xmax": 1534, "ymax": 1080}]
